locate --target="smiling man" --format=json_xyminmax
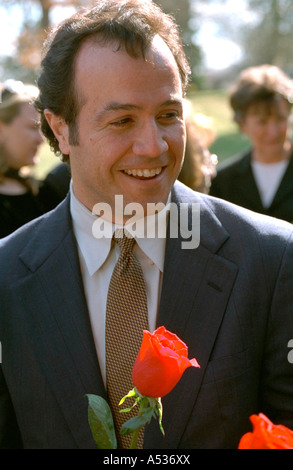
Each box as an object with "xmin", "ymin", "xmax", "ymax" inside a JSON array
[{"xmin": 0, "ymin": 0, "xmax": 293, "ymax": 450}]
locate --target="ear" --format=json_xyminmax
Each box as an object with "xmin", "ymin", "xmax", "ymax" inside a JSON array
[{"xmin": 44, "ymin": 109, "xmax": 71, "ymax": 155}]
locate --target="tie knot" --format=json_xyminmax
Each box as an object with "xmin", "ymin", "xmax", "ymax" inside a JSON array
[{"xmin": 114, "ymin": 228, "xmax": 136, "ymax": 255}]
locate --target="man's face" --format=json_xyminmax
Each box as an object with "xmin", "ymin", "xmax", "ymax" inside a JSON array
[{"xmin": 52, "ymin": 36, "xmax": 186, "ymax": 221}]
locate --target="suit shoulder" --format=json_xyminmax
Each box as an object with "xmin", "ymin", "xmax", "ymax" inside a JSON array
[
  {"xmin": 174, "ymin": 180, "xmax": 292, "ymax": 236},
  {"xmin": 0, "ymin": 214, "xmax": 45, "ymax": 254},
  {"xmin": 0, "ymin": 198, "xmax": 70, "ymax": 272},
  {"xmin": 215, "ymin": 151, "xmax": 250, "ymax": 174},
  {"xmin": 174, "ymin": 181, "xmax": 291, "ymax": 237},
  {"xmin": 205, "ymin": 192, "xmax": 293, "ymax": 241},
  {"xmin": 218, "ymin": 152, "xmax": 246, "ymax": 167}
]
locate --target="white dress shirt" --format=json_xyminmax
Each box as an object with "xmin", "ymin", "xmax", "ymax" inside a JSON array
[
  {"xmin": 70, "ymin": 186, "xmax": 167, "ymax": 386},
  {"xmin": 251, "ymin": 160, "xmax": 289, "ymax": 208}
]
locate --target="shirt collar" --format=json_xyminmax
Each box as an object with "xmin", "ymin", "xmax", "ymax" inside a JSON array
[{"xmin": 70, "ymin": 185, "xmax": 167, "ymax": 276}]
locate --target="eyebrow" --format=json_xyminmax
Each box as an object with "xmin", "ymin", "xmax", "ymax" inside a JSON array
[
  {"xmin": 93, "ymin": 102, "xmax": 140, "ymax": 123},
  {"xmin": 94, "ymin": 99, "xmax": 183, "ymax": 122}
]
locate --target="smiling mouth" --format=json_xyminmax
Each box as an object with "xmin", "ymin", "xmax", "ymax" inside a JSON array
[{"xmin": 123, "ymin": 167, "xmax": 162, "ymax": 178}]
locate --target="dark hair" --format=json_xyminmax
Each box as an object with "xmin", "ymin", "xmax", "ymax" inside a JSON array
[
  {"xmin": 35, "ymin": 0, "xmax": 191, "ymax": 162},
  {"xmin": 229, "ymin": 64, "xmax": 293, "ymax": 124}
]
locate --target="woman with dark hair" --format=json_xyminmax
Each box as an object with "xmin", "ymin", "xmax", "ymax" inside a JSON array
[{"xmin": 210, "ymin": 64, "xmax": 293, "ymax": 222}]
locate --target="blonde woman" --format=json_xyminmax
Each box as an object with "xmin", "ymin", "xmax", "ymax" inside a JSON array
[{"xmin": 0, "ymin": 80, "xmax": 60, "ymax": 237}]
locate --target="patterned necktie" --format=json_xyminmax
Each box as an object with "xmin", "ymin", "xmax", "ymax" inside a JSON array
[{"xmin": 105, "ymin": 228, "xmax": 149, "ymax": 449}]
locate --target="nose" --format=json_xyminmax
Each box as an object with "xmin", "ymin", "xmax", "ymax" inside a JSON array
[
  {"xmin": 266, "ymin": 120, "xmax": 282, "ymax": 139},
  {"xmin": 132, "ymin": 119, "xmax": 168, "ymax": 157}
]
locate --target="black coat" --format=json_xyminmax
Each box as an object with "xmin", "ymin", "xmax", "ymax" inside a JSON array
[{"xmin": 210, "ymin": 149, "xmax": 293, "ymax": 223}]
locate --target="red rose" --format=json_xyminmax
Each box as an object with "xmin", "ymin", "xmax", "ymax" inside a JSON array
[
  {"xmin": 238, "ymin": 413, "xmax": 293, "ymax": 449},
  {"xmin": 132, "ymin": 326, "xmax": 200, "ymax": 398}
]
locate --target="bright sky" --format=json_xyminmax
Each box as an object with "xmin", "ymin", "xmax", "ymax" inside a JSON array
[
  {"xmin": 0, "ymin": 4, "xmax": 76, "ymax": 57},
  {"xmin": 193, "ymin": 0, "xmax": 257, "ymax": 70},
  {"xmin": 197, "ymin": 23, "xmax": 243, "ymax": 70},
  {"xmin": 0, "ymin": 5, "xmax": 23, "ymax": 56}
]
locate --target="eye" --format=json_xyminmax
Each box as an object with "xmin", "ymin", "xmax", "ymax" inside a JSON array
[
  {"xmin": 158, "ymin": 110, "xmax": 181, "ymax": 124},
  {"xmin": 109, "ymin": 117, "xmax": 133, "ymax": 128}
]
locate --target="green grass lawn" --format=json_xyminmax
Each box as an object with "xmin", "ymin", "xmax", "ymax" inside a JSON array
[
  {"xmin": 33, "ymin": 89, "xmax": 251, "ymax": 180},
  {"xmin": 187, "ymin": 89, "xmax": 251, "ymax": 162},
  {"xmin": 33, "ymin": 142, "xmax": 60, "ymax": 179}
]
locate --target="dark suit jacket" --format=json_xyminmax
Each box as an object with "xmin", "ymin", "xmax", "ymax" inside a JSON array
[
  {"xmin": 209, "ymin": 149, "xmax": 293, "ymax": 223},
  {"xmin": 0, "ymin": 181, "xmax": 293, "ymax": 449}
]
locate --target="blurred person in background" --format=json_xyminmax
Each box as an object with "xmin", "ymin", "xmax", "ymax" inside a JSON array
[
  {"xmin": 0, "ymin": 79, "xmax": 61, "ymax": 237},
  {"xmin": 178, "ymin": 100, "xmax": 217, "ymax": 193},
  {"xmin": 210, "ymin": 64, "xmax": 293, "ymax": 223}
]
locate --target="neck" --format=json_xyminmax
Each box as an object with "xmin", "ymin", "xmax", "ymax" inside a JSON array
[
  {"xmin": 0, "ymin": 176, "xmax": 28, "ymax": 195},
  {"xmin": 252, "ymin": 141, "xmax": 292, "ymax": 164},
  {"xmin": 0, "ymin": 167, "xmax": 38, "ymax": 195}
]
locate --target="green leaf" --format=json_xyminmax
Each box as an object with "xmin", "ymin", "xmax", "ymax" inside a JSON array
[
  {"xmin": 120, "ymin": 415, "xmax": 149, "ymax": 435},
  {"xmin": 119, "ymin": 388, "xmax": 137, "ymax": 406},
  {"xmin": 86, "ymin": 394, "xmax": 117, "ymax": 449},
  {"xmin": 120, "ymin": 398, "xmax": 158, "ymax": 435}
]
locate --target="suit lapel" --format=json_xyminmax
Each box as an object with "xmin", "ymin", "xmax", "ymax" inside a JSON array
[
  {"xmin": 15, "ymin": 198, "xmax": 105, "ymax": 448},
  {"xmin": 144, "ymin": 184, "xmax": 238, "ymax": 448}
]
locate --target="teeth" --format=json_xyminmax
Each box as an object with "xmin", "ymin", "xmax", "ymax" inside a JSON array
[{"xmin": 123, "ymin": 167, "xmax": 162, "ymax": 178}]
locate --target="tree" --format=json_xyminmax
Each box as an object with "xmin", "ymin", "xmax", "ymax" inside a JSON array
[
  {"xmin": 0, "ymin": 0, "xmax": 92, "ymax": 82},
  {"xmin": 154, "ymin": 0, "xmax": 202, "ymax": 85},
  {"xmin": 241, "ymin": 0, "xmax": 293, "ymax": 74},
  {"xmin": 189, "ymin": 0, "xmax": 293, "ymax": 88},
  {"xmin": 0, "ymin": 0, "xmax": 202, "ymax": 86}
]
